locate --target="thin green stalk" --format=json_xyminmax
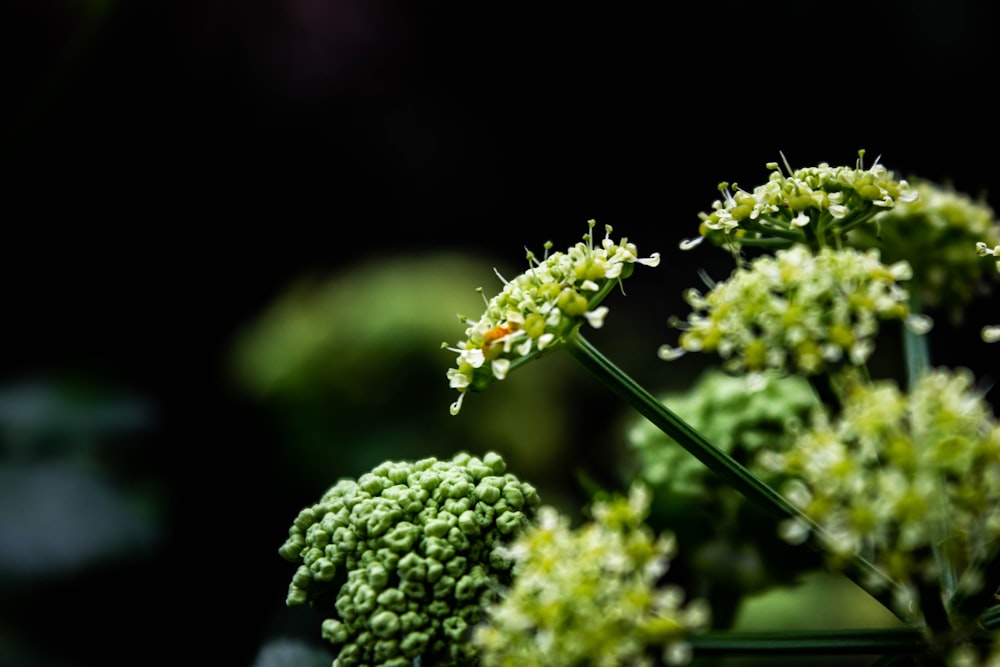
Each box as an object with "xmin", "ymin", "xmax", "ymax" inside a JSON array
[
  {"xmin": 563, "ymin": 331, "xmax": 908, "ymax": 620},
  {"xmin": 903, "ymin": 293, "xmax": 955, "ymax": 632},
  {"xmin": 688, "ymin": 628, "xmax": 927, "ymax": 657}
]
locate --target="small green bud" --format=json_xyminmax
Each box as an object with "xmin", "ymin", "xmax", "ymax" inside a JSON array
[
  {"xmin": 423, "ymin": 536, "xmax": 455, "ymax": 562},
  {"xmin": 458, "ymin": 510, "xmax": 480, "ymax": 536},
  {"xmin": 432, "ymin": 575, "xmax": 456, "ymax": 598},
  {"xmin": 292, "ymin": 507, "xmax": 316, "ymax": 532},
  {"xmin": 399, "ymin": 579, "xmax": 427, "ymax": 600},
  {"xmin": 425, "ymin": 518, "xmax": 451, "ymax": 538},
  {"xmin": 310, "ymin": 557, "xmax": 336, "ymax": 582},
  {"xmin": 443, "ymin": 616, "xmax": 468, "ymax": 641},
  {"xmin": 496, "ymin": 511, "xmax": 524, "ymax": 535},
  {"xmin": 475, "ymin": 481, "xmax": 501, "ymax": 504},
  {"xmin": 322, "ymin": 618, "xmax": 349, "ymax": 645},
  {"xmin": 382, "ymin": 522, "xmax": 418, "ymax": 553},
  {"xmin": 503, "ymin": 485, "xmax": 525, "ymax": 508},
  {"xmin": 367, "ymin": 563, "xmax": 389, "ymax": 589},
  {"xmin": 278, "ymin": 533, "xmax": 305, "ymax": 562},
  {"xmin": 400, "ymin": 631, "xmax": 430, "ymax": 658},
  {"xmin": 285, "ymin": 585, "xmax": 308, "ymax": 606},
  {"xmin": 445, "ymin": 555, "xmax": 467, "ymax": 578},
  {"xmin": 427, "ymin": 600, "xmax": 451, "ymax": 618},
  {"xmin": 370, "ymin": 610, "xmax": 401, "ymax": 639},
  {"xmin": 397, "ymin": 552, "xmax": 426, "ymax": 581},
  {"xmin": 454, "ymin": 573, "xmax": 482, "ymax": 601},
  {"xmin": 399, "ymin": 610, "xmax": 423, "ymax": 633},
  {"xmin": 359, "ymin": 473, "xmax": 387, "ymax": 495},
  {"xmin": 376, "ymin": 588, "xmax": 407, "ymax": 613},
  {"xmin": 426, "ymin": 558, "xmax": 444, "ymax": 583},
  {"xmin": 557, "ymin": 288, "xmax": 589, "ymax": 316}
]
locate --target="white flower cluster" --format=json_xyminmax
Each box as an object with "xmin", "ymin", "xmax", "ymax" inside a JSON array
[
  {"xmin": 474, "ymin": 485, "xmax": 710, "ymax": 666},
  {"xmin": 684, "ymin": 152, "xmax": 917, "ymax": 252},
  {"xmin": 760, "ymin": 368, "xmax": 1000, "ymax": 612},
  {"xmin": 659, "ymin": 245, "xmax": 931, "ymax": 379},
  {"xmin": 445, "ymin": 220, "xmax": 660, "ymax": 415}
]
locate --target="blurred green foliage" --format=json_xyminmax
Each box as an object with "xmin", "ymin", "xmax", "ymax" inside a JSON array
[
  {"xmin": 624, "ymin": 368, "xmax": 824, "ymax": 628},
  {"xmin": 229, "ymin": 252, "xmax": 582, "ymax": 494}
]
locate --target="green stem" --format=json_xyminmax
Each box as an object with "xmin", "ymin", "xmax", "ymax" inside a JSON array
[
  {"xmin": 902, "ymin": 296, "xmax": 931, "ymax": 387},
  {"xmin": 563, "ymin": 331, "xmax": 907, "ymax": 619},
  {"xmin": 688, "ymin": 628, "xmax": 927, "ymax": 657},
  {"xmin": 903, "ymin": 293, "xmax": 955, "ymax": 634}
]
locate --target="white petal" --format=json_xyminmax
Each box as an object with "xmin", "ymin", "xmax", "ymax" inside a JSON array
[
  {"xmin": 584, "ymin": 306, "xmax": 609, "ymax": 328},
  {"xmin": 638, "ymin": 252, "xmax": 661, "ymax": 267},
  {"xmin": 491, "ymin": 358, "xmax": 512, "ymax": 380},
  {"xmin": 657, "ymin": 345, "xmax": 686, "ymax": 361}
]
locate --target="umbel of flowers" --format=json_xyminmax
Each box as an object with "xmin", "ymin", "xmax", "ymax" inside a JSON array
[
  {"xmin": 682, "ymin": 150, "xmax": 917, "ymax": 254},
  {"xmin": 473, "ymin": 484, "xmax": 710, "ymax": 666},
  {"xmin": 444, "ymin": 219, "xmax": 660, "ymax": 415},
  {"xmin": 759, "ymin": 368, "xmax": 1000, "ymax": 616},
  {"xmin": 657, "ymin": 245, "xmax": 931, "ymax": 379},
  {"xmin": 849, "ymin": 179, "xmax": 1000, "ymax": 322}
]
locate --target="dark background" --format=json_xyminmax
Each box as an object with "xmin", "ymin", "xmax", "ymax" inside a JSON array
[{"xmin": 2, "ymin": 1, "xmax": 998, "ymax": 665}]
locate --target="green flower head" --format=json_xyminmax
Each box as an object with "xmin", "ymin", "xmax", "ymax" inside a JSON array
[
  {"xmin": 473, "ymin": 484, "xmax": 710, "ymax": 666},
  {"xmin": 683, "ymin": 150, "xmax": 917, "ymax": 254},
  {"xmin": 445, "ymin": 220, "xmax": 660, "ymax": 415},
  {"xmin": 659, "ymin": 245, "xmax": 932, "ymax": 379},
  {"xmin": 278, "ymin": 451, "xmax": 540, "ymax": 667}
]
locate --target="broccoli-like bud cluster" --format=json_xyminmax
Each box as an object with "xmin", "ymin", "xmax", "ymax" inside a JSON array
[{"xmin": 278, "ymin": 451, "xmax": 540, "ymax": 667}]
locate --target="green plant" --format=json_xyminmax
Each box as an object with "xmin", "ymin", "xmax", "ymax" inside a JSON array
[{"xmin": 280, "ymin": 150, "xmax": 1000, "ymax": 665}]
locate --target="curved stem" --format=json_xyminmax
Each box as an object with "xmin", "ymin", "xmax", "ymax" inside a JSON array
[
  {"xmin": 688, "ymin": 628, "xmax": 927, "ymax": 657},
  {"xmin": 563, "ymin": 331, "xmax": 908, "ymax": 619}
]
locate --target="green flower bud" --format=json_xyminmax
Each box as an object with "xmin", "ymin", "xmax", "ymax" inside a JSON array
[{"xmin": 279, "ymin": 451, "xmax": 539, "ymax": 667}]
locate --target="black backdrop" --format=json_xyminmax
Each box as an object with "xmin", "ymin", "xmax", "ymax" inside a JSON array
[{"xmin": 2, "ymin": 2, "xmax": 999, "ymax": 665}]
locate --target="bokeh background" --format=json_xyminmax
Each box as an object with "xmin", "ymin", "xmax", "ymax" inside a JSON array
[{"xmin": 2, "ymin": 1, "xmax": 999, "ymax": 665}]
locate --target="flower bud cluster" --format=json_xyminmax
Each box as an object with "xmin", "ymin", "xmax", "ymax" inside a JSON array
[
  {"xmin": 445, "ymin": 219, "xmax": 660, "ymax": 415},
  {"xmin": 760, "ymin": 369, "xmax": 1000, "ymax": 609},
  {"xmin": 849, "ymin": 179, "xmax": 1000, "ymax": 319},
  {"xmin": 474, "ymin": 485, "xmax": 710, "ymax": 666},
  {"xmin": 659, "ymin": 245, "xmax": 930, "ymax": 378},
  {"xmin": 684, "ymin": 152, "xmax": 916, "ymax": 252},
  {"xmin": 278, "ymin": 451, "xmax": 540, "ymax": 667}
]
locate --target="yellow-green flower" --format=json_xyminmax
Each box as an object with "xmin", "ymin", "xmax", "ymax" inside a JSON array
[
  {"xmin": 445, "ymin": 220, "xmax": 659, "ymax": 415},
  {"xmin": 760, "ymin": 368, "xmax": 1000, "ymax": 617},
  {"xmin": 473, "ymin": 485, "xmax": 710, "ymax": 666},
  {"xmin": 659, "ymin": 245, "xmax": 931, "ymax": 379}
]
